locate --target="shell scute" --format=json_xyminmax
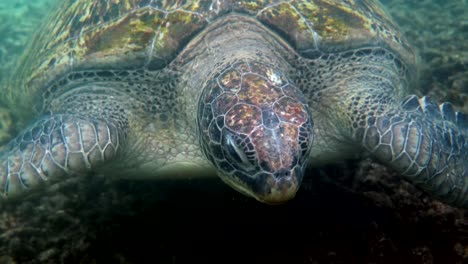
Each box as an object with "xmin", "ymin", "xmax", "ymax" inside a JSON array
[
  {"xmin": 254, "ymin": 0, "xmax": 413, "ymax": 61},
  {"xmin": 257, "ymin": 2, "xmax": 318, "ymax": 52},
  {"xmin": 149, "ymin": 10, "xmax": 208, "ymax": 68},
  {"xmin": 233, "ymin": 0, "xmax": 281, "ymax": 13},
  {"xmin": 83, "ymin": 9, "xmax": 158, "ymax": 60},
  {"xmin": 296, "ymin": 1, "xmax": 375, "ymax": 44},
  {"xmin": 151, "ymin": 0, "xmax": 208, "ymax": 13},
  {"xmin": 278, "ymin": 0, "xmax": 385, "ymax": 55},
  {"xmin": 5, "ymin": 0, "xmax": 416, "ymax": 118}
]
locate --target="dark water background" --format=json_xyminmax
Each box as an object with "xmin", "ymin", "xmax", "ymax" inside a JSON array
[{"xmin": 0, "ymin": 0, "xmax": 467, "ymax": 263}]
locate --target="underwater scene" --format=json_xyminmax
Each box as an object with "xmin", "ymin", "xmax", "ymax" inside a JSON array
[{"xmin": 0, "ymin": 0, "xmax": 467, "ymax": 263}]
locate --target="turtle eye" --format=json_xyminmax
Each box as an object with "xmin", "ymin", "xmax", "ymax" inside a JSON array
[{"xmin": 225, "ymin": 134, "xmax": 251, "ymax": 167}]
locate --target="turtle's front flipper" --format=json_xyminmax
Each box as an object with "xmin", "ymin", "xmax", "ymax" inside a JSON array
[
  {"xmin": 354, "ymin": 95, "xmax": 468, "ymax": 207},
  {"xmin": 0, "ymin": 114, "xmax": 123, "ymax": 199}
]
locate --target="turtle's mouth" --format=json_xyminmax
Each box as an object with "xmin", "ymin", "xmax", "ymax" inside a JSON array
[{"xmin": 217, "ymin": 166, "xmax": 302, "ymax": 205}]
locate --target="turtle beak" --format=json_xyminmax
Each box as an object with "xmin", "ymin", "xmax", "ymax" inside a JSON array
[
  {"xmin": 255, "ymin": 167, "xmax": 304, "ymax": 204},
  {"xmin": 218, "ymin": 165, "xmax": 305, "ymax": 205}
]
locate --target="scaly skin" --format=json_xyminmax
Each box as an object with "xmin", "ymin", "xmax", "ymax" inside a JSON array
[
  {"xmin": 0, "ymin": 115, "xmax": 122, "ymax": 197},
  {"xmin": 353, "ymin": 94, "xmax": 468, "ymax": 206}
]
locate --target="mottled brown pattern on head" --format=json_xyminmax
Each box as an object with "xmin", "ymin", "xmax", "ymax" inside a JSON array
[
  {"xmin": 225, "ymin": 104, "xmax": 262, "ymax": 134},
  {"xmin": 249, "ymin": 62, "xmax": 288, "ymax": 87},
  {"xmin": 250, "ymin": 127, "xmax": 282, "ymax": 172},
  {"xmin": 274, "ymin": 97, "xmax": 308, "ymax": 125},
  {"xmin": 278, "ymin": 122, "xmax": 300, "ymax": 166},
  {"xmin": 249, "ymin": 122, "xmax": 301, "ymax": 173},
  {"xmin": 238, "ymin": 74, "xmax": 283, "ymax": 107},
  {"xmin": 219, "ymin": 69, "xmax": 241, "ymax": 92},
  {"xmin": 214, "ymin": 93, "xmax": 238, "ymax": 114}
]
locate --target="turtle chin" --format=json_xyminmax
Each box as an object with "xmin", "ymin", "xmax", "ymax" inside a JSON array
[{"xmin": 218, "ymin": 166, "xmax": 304, "ymax": 205}]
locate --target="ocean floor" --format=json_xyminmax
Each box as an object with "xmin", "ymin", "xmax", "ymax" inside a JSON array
[{"xmin": 0, "ymin": 0, "xmax": 467, "ymax": 263}]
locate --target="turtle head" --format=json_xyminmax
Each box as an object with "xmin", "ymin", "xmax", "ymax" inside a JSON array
[{"xmin": 198, "ymin": 61, "xmax": 313, "ymax": 204}]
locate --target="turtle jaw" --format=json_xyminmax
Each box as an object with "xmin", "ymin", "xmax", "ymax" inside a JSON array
[
  {"xmin": 254, "ymin": 166, "xmax": 304, "ymax": 205},
  {"xmin": 217, "ymin": 166, "xmax": 304, "ymax": 205}
]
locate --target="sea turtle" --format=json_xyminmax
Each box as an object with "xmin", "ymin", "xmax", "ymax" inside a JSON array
[{"xmin": 0, "ymin": 0, "xmax": 467, "ymax": 207}]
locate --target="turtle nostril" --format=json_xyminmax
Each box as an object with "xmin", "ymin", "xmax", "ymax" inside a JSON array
[{"xmin": 274, "ymin": 168, "xmax": 292, "ymax": 180}]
